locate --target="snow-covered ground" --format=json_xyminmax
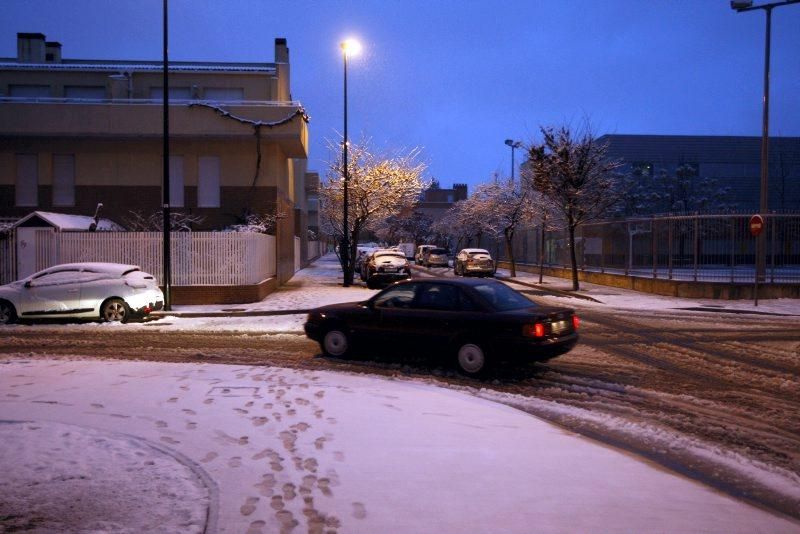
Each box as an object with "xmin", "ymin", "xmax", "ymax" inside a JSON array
[
  {"xmin": 2, "ymin": 359, "xmax": 799, "ymax": 533},
  {"xmin": 2, "ymin": 254, "xmax": 799, "ymax": 531}
]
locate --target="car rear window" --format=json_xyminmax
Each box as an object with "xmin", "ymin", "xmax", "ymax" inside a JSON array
[
  {"xmin": 473, "ymin": 283, "xmax": 535, "ymax": 311},
  {"xmin": 430, "ymin": 248, "xmax": 447, "ymax": 254}
]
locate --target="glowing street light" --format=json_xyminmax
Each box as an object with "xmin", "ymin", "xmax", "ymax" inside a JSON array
[{"xmin": 340, "ymin": 38, "xmax": 361, "ymax": 287}]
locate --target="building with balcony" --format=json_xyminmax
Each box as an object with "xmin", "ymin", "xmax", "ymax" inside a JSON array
[{"xmin": 0, "ymin": 32, "xmax": 314, "ymax": 284}]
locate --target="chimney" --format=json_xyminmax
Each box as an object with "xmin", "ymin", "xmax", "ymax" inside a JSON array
[
  {"xmin": 17, "ymin": 32, "xmax": 46, "ymax": 63},
  {"xmin": 275, "ymin": 38, "xmax": 289, "ymax": 63},
  {"xmin": 45, "ymin": 41, "xmax": 62, "ymax": 63},
  {"xmin": 274, "ymin": 38, "xmax": 291, "ymax": 101}
]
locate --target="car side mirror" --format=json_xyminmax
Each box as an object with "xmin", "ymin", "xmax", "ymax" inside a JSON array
[{"xmin": 24, "ymin": 281, "xmax": 32, "ymax": 288}]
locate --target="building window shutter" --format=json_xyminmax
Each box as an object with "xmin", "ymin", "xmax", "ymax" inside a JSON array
[
  {"xmin": 198, "ymin": 156, "xmax": 220, "ymax": 208},
  {"xmin": 52, "ymin": 154, "xmax": 75, "ymax": 206},
  {"xmin": 15, "ymin": 154, "xmax": 38, "ymax": 207},
  {"xmin": 169, "ymin": 156, "xmax": 185, "ymax": 208}
]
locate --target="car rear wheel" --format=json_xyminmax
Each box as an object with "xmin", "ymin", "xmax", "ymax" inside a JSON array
[
  {"xmin": 321, "ymin": 327, "xmax": 351, "ymax": 358},
  {"xmin": 101, "ymin": 298, "xmax": 130, "ymax": 323},
  {"xmin": 456, "ymin": 341, "xmax": 489, "ymax": 376},
  {"xmin": 0, "ymin": 299, "xmax": 18, "ymax": 325}
]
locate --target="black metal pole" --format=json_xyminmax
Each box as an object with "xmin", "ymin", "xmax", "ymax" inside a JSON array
[
  {"xmin": 162, "ymin": 0, "xmax": 172, "ymax": 309},
  {"xmin": 755, "ymin": 6, "xmax": 772, "ymax": 290},
  {"xmin": 732, "ymin": 0, "xmax": 800, "ymax": 296},
  {"xmin": 342, "ymin": 51, "xmax": 351, "ymax": 287},
  {"xmin": 511, "ymin": 145, "xmax": 516, "ymax": 182}
]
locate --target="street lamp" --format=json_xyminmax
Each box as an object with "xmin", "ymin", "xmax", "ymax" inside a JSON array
[
  {"xmin": 340, "ymin": 38, "xmax": 361, "ymax": 287},
  {"xmin": 504, "ymin": 139, "xmax": 522, "ymax": 182},
  {"xmin": 731, "ymin": 0, "xmax": 799, "ymax": 286}
]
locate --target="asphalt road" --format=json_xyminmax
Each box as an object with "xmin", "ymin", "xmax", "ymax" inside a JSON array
[{"xmin": 2, "ymin": 282, "xmax": 799, "ymax": 521}]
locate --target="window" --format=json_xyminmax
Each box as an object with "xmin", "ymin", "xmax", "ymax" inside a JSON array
[
  {"xmin": 149, "ymin": 87, "xmax": 192, "ymax": 100},
  {"xmin": 204, "ymin": 87, "xmax": 245, "ymax": 101},
  {"xmin": 15, "ymin": 154, "xmax": 38, "ymax": 206},
  {"xmin": 415, "ymin": 284, "xmax": 459, "ymax": 311},
  {"xmin": 632, "ymin": 162, "xmax": 654, "ymax": 178},
  {"xmin": 64, "ymin": 86, "xmax": 105, "ymax": 99},
  {"xmin": 9, "ymin": 84, "xmax": 50, "ymax": 97},
  {"xmin": 169, "ymin": 156, "xmax": 184, "ymax": 208},
  {"xmin": 198, "ymin": 156, "xmax": 220, "ymax": 208},
  {"xmin": 52, "ymin": 154, "xmax": 75, "ymax": 207},
  {"xmin": 374, "ymin": 284, "xmax": 417, "ymax": 309}
]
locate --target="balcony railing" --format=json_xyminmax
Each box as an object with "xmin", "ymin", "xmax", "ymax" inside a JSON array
[{"xmin": 0, "ymin": 96, "xmax": 302, "ymax": 107}]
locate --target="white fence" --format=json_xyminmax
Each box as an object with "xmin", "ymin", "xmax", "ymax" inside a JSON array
[
  {"xmin": 307, "ymin": 240, "xmax": 325, "ymax": 261},
  {"xmin": 4, "ymin": 231, "xmax": 276, "ymax": 286}
]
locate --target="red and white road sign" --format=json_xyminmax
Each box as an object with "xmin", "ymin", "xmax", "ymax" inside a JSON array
[{"xmin": 749, "ymin": 214, "xmax": 764, "ymax": 237}]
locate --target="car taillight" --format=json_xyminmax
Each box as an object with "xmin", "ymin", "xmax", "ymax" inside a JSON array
[
  {"xmin": 523, "ymin": 323, "xmax": 546, "ymax": 338},
  {"xmin": 572, "ymin": 315, "xmax": 580, "ymax": 330}
]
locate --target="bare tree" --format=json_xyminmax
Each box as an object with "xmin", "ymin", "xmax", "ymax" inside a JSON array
[
  {"xmin": 526, "ymin": 125, "xmax": 622, "ymax": 290},
  {"xmin": 373, "ymin": 211, "xmax": 434, "ymax": 245},
  {"xmin": 319, "ymin": 141, "xmax": 428, "ymax": 284},
  {"xmin": 469, "ymin": 179, "xmax": 536, "ymax": 277},
  {"xmin": 123, "ymin": 210, "xmax": 205, "ymax": 232}
]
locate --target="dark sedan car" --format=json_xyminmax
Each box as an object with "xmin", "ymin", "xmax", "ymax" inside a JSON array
[{"xmin": 304, "ymin": 278, "xmax": 579, "ymax": 376}]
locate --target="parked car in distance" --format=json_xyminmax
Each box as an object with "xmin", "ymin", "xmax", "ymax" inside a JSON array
[
  {"xmin": 454, "ymin": 248, "xmax": 496, "ymax": 277},
  {"xmin": 304, "ymin": 278, "xmax": 579, "ymax": 376},
  {"xmin": 356, "ymin": 245, "xmax": 380, "ymax": 281},
  {"xmin": 0, "ymin": 262, "xmax": 164, "ymax": 325},
  {"xmin": 396, "ymin": 242, "xmax": 415, "ymax": 260},
  {"xmin": 415, "ymin": 245, "xmax": 437, "ymax": 265},
  {"xmin": 423, "ymin": 247, "xmax": 450, "ymax": 268},
  {"xmin": 363, "ymin": 249, "xmax": 412, "ymax": 289}
]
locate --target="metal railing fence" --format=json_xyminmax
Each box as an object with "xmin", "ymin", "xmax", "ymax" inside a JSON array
[{"xmin": 488, "ymin": 214, "xmax": 800, "ymax": 283}]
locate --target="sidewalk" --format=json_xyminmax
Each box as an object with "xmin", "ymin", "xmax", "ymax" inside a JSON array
[
  {"xmin": 2, "ymin": 253, "xmax": 799, "ymax": 532},
  {"xmin": 158, "ymin": 254, "xmax": 799, "ymax": 319}
]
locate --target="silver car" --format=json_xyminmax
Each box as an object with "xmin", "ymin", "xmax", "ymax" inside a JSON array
[
  {"xmin": 423, "ymin": 247, "xmax": 450, "ymax": 267},
  {"xmin": 0, "ymin": 262, "xmax": 164, "ymax": 324},
  {"xmin": 453, "ymin": 248, "xmax": 496, "ymax": 277}
]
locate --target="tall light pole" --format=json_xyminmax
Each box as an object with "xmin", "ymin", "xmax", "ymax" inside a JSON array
[
  {"xmin": 340, "ymin": 38, "xmax": 361, "ymax": 287},
  {"xmin": 162, "ymin": 0, "xmax": 171, "ymax": 310},
  {"xmin": 731, "ymin": 0, "xmax": 799, "ymax": 285},
  {"xmin": 505, "ymin": 139, "xmax": 522, "ymax": 182}
]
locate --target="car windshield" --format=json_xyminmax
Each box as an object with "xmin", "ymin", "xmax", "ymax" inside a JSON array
[
  {"xmin": 473, "ymin": 282, "xmax": 535, "ymax": 311},
  {"xmin": 430, "ymin": 248, "xmax": 447, "ymax": 254}
]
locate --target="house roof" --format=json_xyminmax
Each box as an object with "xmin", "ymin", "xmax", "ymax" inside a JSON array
[{"xmin": 13, "ymin": 211, "xmax": 125, "ymax": 231}]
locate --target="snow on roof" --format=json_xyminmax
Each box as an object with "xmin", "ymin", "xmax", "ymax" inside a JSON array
[
  {"xmin": 463, "ymin": 248, "xmax": 490, "ymax": 254},
  {"xmin": 14, "ymin": 211, "xmax": 125, "ymax": 231},
  {"xmin": 0, "ymin": 61, "xmax": 276, "ymax": 74}
]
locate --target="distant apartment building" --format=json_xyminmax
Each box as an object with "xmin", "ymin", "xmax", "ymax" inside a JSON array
[
  {"xmin": 599, "ymin": 134, "xmax": 800, "ymax": 213},
  {"xmin": 0, "ymin": 32, "xmax": 311, "ymax": 242},
  {"xmin": 416, "ymin": 181, "xmax": 468, "ymax": 220}
]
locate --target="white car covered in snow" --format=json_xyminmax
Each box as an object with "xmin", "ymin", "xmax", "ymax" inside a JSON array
[
  {"xmin": 0, "ymin": 263, "xmax": 164, "ymax": 324},
  {"xmin": 363, "ymin": 249, "xmax": 412, "ymax": 289}
]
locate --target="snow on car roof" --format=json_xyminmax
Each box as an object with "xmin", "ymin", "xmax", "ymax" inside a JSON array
[
  {"xmin": 463, "ymin": 248, "xmax": 490, "ymax": 254},
  {"xmin": 40, "ymin": 263, "xmax": 142, "ymax": 276},
  {"xmin": 374, "ymin": 250, "xmax": 406, "ymax": 257}
]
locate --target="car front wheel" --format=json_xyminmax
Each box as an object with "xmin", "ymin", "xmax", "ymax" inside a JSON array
[
  {"xmin": 322, "ymin": 327, "xmax": 351, "ymax": 358},
  {"xmin": 101, "ymin": 298, "xmax": 130, "ymax": 323},
  {"xmin": 455, "ymin": 341, "xmax": 489, "ymax": 377},
  {"xmin": 0, "ymin": 299, "xmax": 18, "ymax": 325}
]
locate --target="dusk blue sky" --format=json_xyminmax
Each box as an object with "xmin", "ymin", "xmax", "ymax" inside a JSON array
[{"xmin": 3, "ymin": 0, "xmax": 799, "ymax": 191}]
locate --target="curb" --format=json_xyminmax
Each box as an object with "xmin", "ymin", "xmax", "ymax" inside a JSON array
[{"xmin": 151, "ymin": 309, "xmax": 312, "ymax": 319}]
